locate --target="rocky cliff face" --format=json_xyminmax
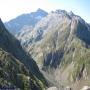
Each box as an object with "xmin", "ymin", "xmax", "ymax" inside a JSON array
[
  {"xmin": 16, "ymin": 10, "xmax": 90, "ymax": 89},
  {"xmin": 0, "ymin": 19, "xmax": 47, "ymax": 90}
]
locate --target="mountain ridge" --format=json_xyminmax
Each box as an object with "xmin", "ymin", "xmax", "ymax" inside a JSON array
[
  {"xmin": 0, "ymin": 18, "xmax": 47, "ymax": 90},
  {"xmin": 15, "ymin": 10, "xmax": 90, "ymax": 90},
  {"xmin": 4, "ymin": 9, "xmax": 48, "ymax": 34}
]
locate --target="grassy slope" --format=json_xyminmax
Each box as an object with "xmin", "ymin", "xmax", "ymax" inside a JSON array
[
  {"xmin": 0, "ymin": 19, "xmax": 47, "ymax": 90},
  {"xmin": 0, "ymin": 48, "xmax": 45, "ymax": 90}
]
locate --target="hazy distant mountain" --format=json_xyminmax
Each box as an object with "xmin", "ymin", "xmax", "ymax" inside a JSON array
[
  {"xmin": 4, "ymin": 8, "xmax": 48, "ymax": 34},
  {"xmin": 0, "ymin": 18, "xmax": 47, "ymax": 89},
  {"xmin": 16, "ymin": 9, "xmax": 90, "ymax": 90}
]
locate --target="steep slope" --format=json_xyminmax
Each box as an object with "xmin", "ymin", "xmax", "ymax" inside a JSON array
[
  {"xmin": 16, "ymin": 10, "xmax": 77, "ymax": 66},
  {"xmin": 4, "ymin": 8, "xmax": 48, "ymax": 34},
  {"xmin": 0, "ymin": 19, "xmax": 47, "ymax": 90},
  {"xmin": 0, "ymin": 48, "xmax": 45, "ymax": 90},
  {"xmin": 16, "ymin": 10, "xmax": 90, "ymax": 89}
]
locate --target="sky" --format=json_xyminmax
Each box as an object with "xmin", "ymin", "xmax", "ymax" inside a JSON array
[{"xmin": 0, "ymin": 0, "xmax": 90, "ymax": 23}]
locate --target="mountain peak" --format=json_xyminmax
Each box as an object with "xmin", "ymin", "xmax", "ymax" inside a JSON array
[
  {"xmin": 69, "ymin": 11, "xmax": 74, "ymax": 16},
  {"xmin": 4, "ymin": 9, "xmax": 48, "ymax": 34},
  {"xmin": 51, "ymin": 9, "xmax": 67, "ymax": 15},
  {"xmin": 36, "ymin": 8, "xmax": 48, "ymax": 15},
  {"xmin": 56, "ymin": 9, "xmax": 67, "ymax": 14},
  {"xmin": 37, "ymin": 8, "xmax": 45, "ymax": 12}
]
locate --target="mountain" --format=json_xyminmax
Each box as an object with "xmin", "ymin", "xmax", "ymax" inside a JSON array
[
  {"xmin": 4, "ymin": 8, "xmax": 48, "ymax": 34},
  {"xmin": 0, "ymin": 18, "xmax": 47, "ymax": 90},
  {"xmin": 16, "ymin": 10, "xmax": 90, "ymax": 90}
]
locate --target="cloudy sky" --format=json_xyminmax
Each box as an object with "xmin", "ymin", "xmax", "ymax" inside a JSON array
[{"xmin": 0, "ymin": 0, "xmax": 90, "ymax": 23}]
